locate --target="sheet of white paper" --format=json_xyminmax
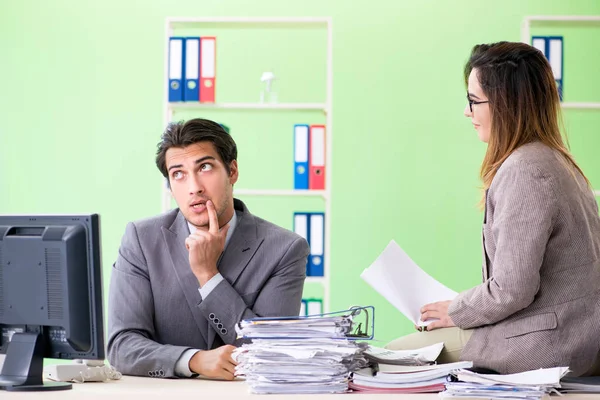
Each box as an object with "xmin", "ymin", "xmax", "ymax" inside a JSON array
[
  {"xmin": 360, "ymin": 240, "xmax": 458, "ymax": 326},
  {"xmin": 366, "ymin": 342, "xmax": 444, "ymax": 363},
  {"xmin": 456, "ymin": 366, "xmax": 570, "ymax": 386},
  {"xmin": 378, "ymin": 360, "xmax": 473, "ymax": 374}
]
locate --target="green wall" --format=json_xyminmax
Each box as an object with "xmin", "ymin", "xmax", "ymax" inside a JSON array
[{"xmin": 1, "ymin": 0, "xmax": 599, "ymax": 349}]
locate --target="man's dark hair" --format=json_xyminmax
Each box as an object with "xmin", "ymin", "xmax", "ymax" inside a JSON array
[{"xmin": 156, "ymin": 118, "xmax": 238, "ymax": 179}]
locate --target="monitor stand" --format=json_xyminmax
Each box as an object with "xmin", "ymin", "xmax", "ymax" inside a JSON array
[{"xmin": 0, "ymin": 332, "xmax": 72, "ymax": 391}]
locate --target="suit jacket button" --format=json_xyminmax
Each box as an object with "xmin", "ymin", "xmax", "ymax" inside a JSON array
[
  {"xmin": 217, "ymin": 323, "xmax": 223, "ymax": 329},
  {"xmin": 213, "ymin": 318, "xmax": 220, "ymax": 324},
  {"xmin": 221, "ymin": 328, "xmax": 227, "ymax": 334},
  {"xmin": 209, "ymin": 313, "xmax": 216, "ymax": 320}
]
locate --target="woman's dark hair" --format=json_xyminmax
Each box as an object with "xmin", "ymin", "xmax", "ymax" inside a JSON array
[{"xmin": 465, "ymin": 41, "xmax": 588, "ymax": 195}]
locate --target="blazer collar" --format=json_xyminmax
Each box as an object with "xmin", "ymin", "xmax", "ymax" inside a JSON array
[
  {"xmin": 162, "ymin": 211, "xmax": 208, "ymax": 344},
  {"xmin": 161, "ymin": 199, "xmax": 263, "ymax": 347},
  {"xmin": 216, "ymin": 199, "xmax": 263, "ymax": 287}
]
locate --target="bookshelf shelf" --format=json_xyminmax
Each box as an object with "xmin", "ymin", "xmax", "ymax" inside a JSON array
[
  {"xmin": 169, "ymin": 102, "xmax": 327, "ymax": 111},
  {"xmin": 234, "ymin": 189, "xmax": 328, "ymax": 199}
]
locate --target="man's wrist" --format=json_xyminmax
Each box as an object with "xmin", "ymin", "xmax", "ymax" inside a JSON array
[
  {"xmin": 193, "ymin": 266, "xmax": 218, "ymax": 287},
  {"xmin": 189, "ymin": 349, "xmax": 205, "ymax": 375}
]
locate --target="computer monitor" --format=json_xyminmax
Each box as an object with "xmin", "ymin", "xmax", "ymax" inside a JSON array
[{"xmin": 0, "ymin": 214, "xmax": 104, "ymax": 391}]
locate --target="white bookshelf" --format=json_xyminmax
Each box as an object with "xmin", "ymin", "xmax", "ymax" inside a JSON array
[
  {"xmin": 561, "ymin": 102, "xmax": 600, "ymax": 110},
  {"xmin": 521, "ymin": 15, "xmax": 600, "ymax": 110},
  {"xmin": 234, "ymin": 189, "xmax": 328, "ymax": 199},
  {"xmin": 522, "ymin": 16, "xmax": 600, "ymax": 202},
  {"xmin": 169, "ymin": 102, "xmax": 327, "ymax": 111},
  {"xmin": 162, "ymin": 17, "xmax": 333, "ymax": 313}
]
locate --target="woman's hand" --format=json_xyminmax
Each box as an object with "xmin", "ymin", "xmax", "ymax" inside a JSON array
[{"xmin": 419, "ymin": 300, "xmax": 456, "ymax": 331}]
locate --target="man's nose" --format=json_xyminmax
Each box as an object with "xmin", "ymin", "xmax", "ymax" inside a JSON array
[{"xmin": 189, "ymin": 174, "xmax": 204, "ymax": 195}]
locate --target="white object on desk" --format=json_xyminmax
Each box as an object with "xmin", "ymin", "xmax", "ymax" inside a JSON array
[
  {"xmin": 360, "ymin": 240, "xmax": 457, "ymax": 326},
  {"xmin": 44, "ymin": 360, "xmax": 122, "ymax": 383}
]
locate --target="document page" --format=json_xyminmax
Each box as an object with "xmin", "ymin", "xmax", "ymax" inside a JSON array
[{"xmin": 360, "ymin": 240, "xmax": 457, "ymax": 326}]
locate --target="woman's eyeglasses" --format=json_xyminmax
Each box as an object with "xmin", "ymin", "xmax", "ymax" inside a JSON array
[{"xmin": 467, "ymin": 93, "xmax": 489, "ymax": 112}]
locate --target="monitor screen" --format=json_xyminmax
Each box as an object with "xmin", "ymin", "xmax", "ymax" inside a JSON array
[{"xmin": 0, "ymin": 214, "xmax": 104, "ymax": 391}]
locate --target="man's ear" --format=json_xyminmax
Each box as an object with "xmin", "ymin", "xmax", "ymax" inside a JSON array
[{"xmin": 229, "ymin": 160, "xmax": 239, "ymax": 185}]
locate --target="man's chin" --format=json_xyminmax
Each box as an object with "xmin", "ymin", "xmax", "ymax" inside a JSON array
[{"xmin": 184, "ymin": 214, "xmax": 208, "ymax": 229}]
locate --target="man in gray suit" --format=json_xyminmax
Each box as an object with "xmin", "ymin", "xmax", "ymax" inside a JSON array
[{"xmin": 107, "ymin": 118, "xmax": 309, "ymax": 379}]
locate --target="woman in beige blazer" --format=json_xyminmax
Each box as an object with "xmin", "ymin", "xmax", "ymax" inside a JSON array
[{"xmin": 387, "ymin": 42, "xmax": 600, "ymax": 376}]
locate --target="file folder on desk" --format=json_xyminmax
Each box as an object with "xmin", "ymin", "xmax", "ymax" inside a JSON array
[
  {"xmin": 184, "ymin": 37, "xmax": 200, "ymax": 101},
  {"xmin": 293, "ymin": 212, "xmax": 324, "ymax": 276},
  {"xmin": 294, "ymin": 124, "xmax": 309, "ymax": 190},
  {"xmin": 236, "ymin": 305, "xmax": 374, "ymax": 340},
  {"xmin": 309, "ymin": 125, "xmax": 326, "ymax": 190},
  {"xmin": 168, "ymin": 37, "xmax": 185, "ymax": 102},
  {"xmin": 200, "ymin": 36, "xmax": 216, "ymax": 103}
]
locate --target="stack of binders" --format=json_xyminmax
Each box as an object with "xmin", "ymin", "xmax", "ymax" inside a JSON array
[
  {"xmin": 233, "ymin": 307, "xmax": 372, "ymax": 394},
  {"xmin": 294, "ymin": 124, "xmax": 326, "ymax": 191},
  {"xmin": 168, "ymin": 36, "xmax": 216, "ymax": 103}
]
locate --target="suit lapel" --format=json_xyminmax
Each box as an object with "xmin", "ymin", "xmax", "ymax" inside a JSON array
[
  {"xmin": 206, "ymin": 199, "xmax": 264, "ymax": 348},
  {"xmin": 162, "ymin": 211, "xmax": 209, "ymax": 345},
  {"xmin": 218, "ymin": 199, "xmax": 264, "ymax": 287}
]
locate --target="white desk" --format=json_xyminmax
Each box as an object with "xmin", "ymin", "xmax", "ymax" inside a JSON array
[
  {"xmin": 0, "ymin": 375, "xmax": 598, "ymax": 399},
  {"xmin": 0, "ymin": 357, "xmax": 598, "ymax": 399}
]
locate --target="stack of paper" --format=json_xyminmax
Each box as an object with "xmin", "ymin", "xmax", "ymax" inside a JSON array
[
  {"xmin": 233, "ymin": 315, "xmax": 368, "ymax": 394},
  {"xmin": 442, "ymin": 367, "xmax": 570, "ymax": 399},
  {"xmin": 352, "ymin": 361, "xmax": 473, "ymax": 393},
  {"xmin": 235, "ymin": 315, "xmax": 352, "ymax": 339},
  {"xmin": 351, "ymin": 343, "xmax": 472, "ymax": 393},
  {"xmin": 364, "ymin": 342, "xmax": 445, "ymax": 366},
  {"xmin": 560, "ymin": 376, "xmax": 600, "ymax": 393}
]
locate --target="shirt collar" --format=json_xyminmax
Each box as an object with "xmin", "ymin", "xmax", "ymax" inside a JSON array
[{"xmin": 186, "ymin": 211, "xmax": 238, "ymax": 249}]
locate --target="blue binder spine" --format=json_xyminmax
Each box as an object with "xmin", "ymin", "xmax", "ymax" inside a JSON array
[
  {"xmin": 183, "ymin": 37, "xmax": 200, "ymax": 102},
  {"xmin": 293, "ymin": 124, "xmax": 310, "ymax": 190},
  {"xmin": 168, "ymin": 37, "xmax": 185, "ymax": 102},
  {"xmin": 293, "ymin": 212, "xmax": 310, "ymax": 276},
  {"xmin": 532, "ymin": 36, "xmax": 563, "ymax": 100},
  {"xmin": 308, "ymin": 212, "xmax": 325, "ymax": 277}
]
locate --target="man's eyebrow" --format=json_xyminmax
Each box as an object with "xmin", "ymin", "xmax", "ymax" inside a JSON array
[
  {"xmin": 167, "ymin": 156, "xmax": 216, "ymax": 172},
  {"xmin": 195, "ymin": 156, "xmax": 216, "ymax": 165}
]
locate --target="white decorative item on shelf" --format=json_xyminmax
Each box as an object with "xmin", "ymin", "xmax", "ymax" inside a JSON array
[
  {"xmin": 162, "ymin": 16, "xmax": 333, "ymax": 312},
  {"xmin": 259, "ymin": 71, "xmax": 277, "ymax": 104}
]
